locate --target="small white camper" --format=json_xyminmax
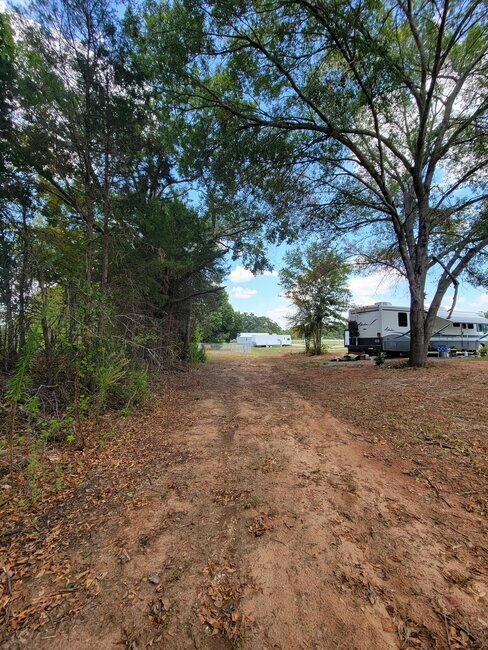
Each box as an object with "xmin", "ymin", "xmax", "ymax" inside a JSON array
[
  {"xmin": 346, "ymin": 302, "xmax": 488, "ymax": 355},
  {"xmin": 277, "ymin": 334, "xmax": 292, "ymax": 346},
  {"xmin": 236, "ymin": 332, "xmax": 290, "ymax": 347}
]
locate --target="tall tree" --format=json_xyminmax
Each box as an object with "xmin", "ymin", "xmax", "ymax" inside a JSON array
[
  {"xmin": 280, "ymin": 244, "xmax": 350, "ymax": 355},
  {"xmin": 0, "ymin": 0, "xmax": 235, "ymax": 418},
  {"xmin": 156, "ymin": 0, "xmax": 488, "ymax": 366}
]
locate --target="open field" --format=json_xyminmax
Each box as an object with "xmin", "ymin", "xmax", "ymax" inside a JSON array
[
  {"xmin": 204, "ymin": 339, "xmax": 347, "ymax": 360},
  {"xmin": 1, "ymin": 352, "xmax": 487, "ymax": 649}
]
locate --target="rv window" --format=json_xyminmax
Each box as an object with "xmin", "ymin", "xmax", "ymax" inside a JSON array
[
  {"xmin": 467, "ymin": 323, "xmax": 474, "ymax": 329},
  {"xmin": 453, "ymin": 323, "xmax": 460, "ymax": 327},
  {"xmin": 398, "ymin": 312, "xmax": 408, "ymax": 327}
]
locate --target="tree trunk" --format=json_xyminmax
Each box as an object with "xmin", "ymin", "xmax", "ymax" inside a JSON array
[
  {"xmin": 83, "ymin": 178, "xmax": 95, "ymax": 349},
  {"xmin": 98, "ymin": 201, "xmax": 110, "ymax": 336},
  {"xmin": 4, "ymin": 280, "xmax": 15, "ymax": 370},
  {"xmin": 38, "ymin": 269, "xmax": 52, "ymax": 369},
  {"xmin": 0, "ymin": 227, "xmax": 15, "ymax": 370},
  {"xmin": 409, "ymin": 293, "xmax": 427, "ymax": 367},
  {"xmin": 98, "ymin": 96, "xmax": 111, "ymax": 336},
  {"xmin": 316, "ymin": 319, "xmax": 323, "ymax": 355},
  {"xmin": 18, "ymin": 205, "xmax": 30, "ymax": 351},
  {"xmin": 182, "ymin": 307, "xmax": 192, "ymax": 361}
]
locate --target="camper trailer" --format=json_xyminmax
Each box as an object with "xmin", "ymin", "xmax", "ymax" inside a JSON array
[
  {"xmin": 346, "ymin": 302, "xmax": 488, "ymax": 355},
  {"xmin": 236, "ymin": 332, "xmax": 290, "ymax": 347},
  {"xmin": 277, "ymin": 334, "xmax": 292, "ymax": 346}
]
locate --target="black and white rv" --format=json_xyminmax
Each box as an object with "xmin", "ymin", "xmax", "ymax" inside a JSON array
[{"xmin": 345, "ymin": 302, "xmax": 488, "ymax": 355}]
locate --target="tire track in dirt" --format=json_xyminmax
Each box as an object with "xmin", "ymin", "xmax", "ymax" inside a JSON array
[
  {"xmin": 13, "ymin": 355, "xmax": 487, "ymax": 649},
  {"xmin": 182, "ymin": 357, "xmax": 487, "ymax": 649}
]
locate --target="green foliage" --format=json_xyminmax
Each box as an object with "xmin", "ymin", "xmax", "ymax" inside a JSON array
[
  {"xmin": 125, "ymin": 366, "xmax": 151, "ymax": 405},
  {"xmin": 92, "ymin": 351, "xmax": 130, "ymax": 416},
  {"xmin": 190, "ymin": 341, "xmax": 206, "ymax": 363},
  {"xmin": 5, "ymin": 330, "xmax": 39, "ymax": 409},
  {"xmin": 238, "ymin": 313, "xmax": 283, "ymax": 335},
  {"xmin": 196, "ymin": 292, "xmax": 241, "ymax": 343},
  {"xmin": 190, "ymin": 328, "xmax": 206, "ymax": 363},
  {"xmin": 198, "ymin": 290, "xmax": 284, "ymax": 342},
  {"xmin": 375, "ymin": 351, "xmax": 386, "ymax": 366},
  {"xmin": 5, "ymin": 332, "xmax": 39, "ymax": 469},
  {"xmin": 156, "ymin": 0, "xmax": 488, "ymax": 368},
  {"xmin": 0, "ymin": 11, "xmax": 15, "ymax": 173},
  {"xmin": 280, "ymin": 244, "xmax": 350, "ymax": 355}
]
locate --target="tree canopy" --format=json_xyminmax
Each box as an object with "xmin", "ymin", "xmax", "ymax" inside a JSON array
[
  {"xmin": 140, "ymin": 0, "xmax": 488, "ymax": 366},
  {"xmin": 280, "ymin": 244, "xmax": 350, "ymax": 354},
  {"xmin": 199, "ymin": 291, "xmax": 284, "ymax": 342},
  {"xmin": 1, "ymin": 0, "xmax": 487, "ymax": 435}
]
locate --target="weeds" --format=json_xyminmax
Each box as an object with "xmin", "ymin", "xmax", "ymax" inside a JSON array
[
  {"xmin": 4, "ymin": 331, "xmax": 39, "ymax": 480},
  {"xmin": 344, "ymin": 476, "xmax": 358, "ymax": 493},
  {"xmin": 93, "ymin": 351, "xmax": 129, "ymax": 416},
  {"xmin": 241, "ymin": 495, "xmax": 260, "ymax": 510}
]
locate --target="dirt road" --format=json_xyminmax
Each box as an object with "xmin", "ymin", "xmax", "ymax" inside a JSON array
[{"xmin": 3, "ymin": 355, "xmax": 487, "ymax": 649}]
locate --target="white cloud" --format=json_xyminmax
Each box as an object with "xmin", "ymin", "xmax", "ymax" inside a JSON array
[
  {"xmin": 471, "ymin": 292, "xmax": 488, "ymax": 312},
  {"xmin": 266, "ymin": 300, "xmax": 295, "ymax": 327},
  {"xmin": 229, "ymin": 286, "xmax": 258, "ymax": 299},
  {"xmin": 228, "ymin": 265, "xmax": 254, "ymax": 283},
  {"xmin": 228, "ymin": 265, "xmax": 279, "ymax": 283},
  {"xmin": 348, "ymin": 271, "xmax": 401, "ymax": 305},
  {"xmin": 441, "ymin": 294, "xmax": 466, "ymax": 311}
]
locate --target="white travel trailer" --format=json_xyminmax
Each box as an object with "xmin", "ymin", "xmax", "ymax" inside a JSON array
[
  {"xmin": 277, "ymin": 334, "xmax": 292, "ymax": 346},
  {"xmin": 236, "ymin": 332, "xmax": 289, "ymax": 347},
  {"xmin": 346, "ymin": 302, "xmax": 488, "ymax": 355}
]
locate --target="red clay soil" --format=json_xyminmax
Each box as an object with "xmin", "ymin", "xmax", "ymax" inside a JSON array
[{"xmin": 1, "ymin": 354, "xmax": 487, "ymax": 649}]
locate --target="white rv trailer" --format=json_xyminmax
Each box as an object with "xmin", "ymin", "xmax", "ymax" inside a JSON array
[
  {"xmin": 346, "ymin": 302, "xmax": 488, "ymax": 355},
  {"xmin": 277, "ymin": 334, "xmax": 292, "ymax": 346},
  {"xmin": 236, "ymin": 332, "xmax": 291, "ymax": 347}
]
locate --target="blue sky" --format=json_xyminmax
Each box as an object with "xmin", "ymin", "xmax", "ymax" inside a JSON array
[{"xmin": 225, "ymin": 245, "xmax": 488, "ymax": 328}]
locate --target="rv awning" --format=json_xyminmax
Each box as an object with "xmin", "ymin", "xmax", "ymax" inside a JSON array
[{"xmin": 436, "ymin": 309, "xmax": 488, "ymax": 325}]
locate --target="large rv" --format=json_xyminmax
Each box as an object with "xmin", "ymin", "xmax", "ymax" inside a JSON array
[
  {"xmin": 236, "ymin": 333, "xmax": 292, "ymax": 347},
  {"xmin": 346, "ymin": 302, "xmax": 488, "ymax": 355}
]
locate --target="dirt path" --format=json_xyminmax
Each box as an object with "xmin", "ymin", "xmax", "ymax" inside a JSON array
[{"xmin": 3, "ymin": 355, "xmax": 487, "ymax": 649}]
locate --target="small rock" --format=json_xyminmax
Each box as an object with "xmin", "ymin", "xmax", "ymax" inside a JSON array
[
  {"xmin": 148, "ymin": 574, "xmax": 160, "ymax": 585},
  {"xmin": 367, "ymin": 589, "xmax": 377, "ymax": 604}
]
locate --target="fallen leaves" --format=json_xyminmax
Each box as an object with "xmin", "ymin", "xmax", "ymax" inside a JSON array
[
  {"xmin": 0, "ymin": 379, "xmax": 190, "ymax": 640},
  {"xmin": 248, "ymin": 514, "xmax": 275, "ymax": 537},
  {"xmin": 150, "ymin": 596, "xmax": 172, "ymax": 627},
  {"xmin": 197, "ymin": 559, "xmax": 244, "ymax": 640}
]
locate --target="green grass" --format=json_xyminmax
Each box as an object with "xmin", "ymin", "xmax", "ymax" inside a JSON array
[{"xmin": 205, "ymin": 339, "xmax": 349, "ymax": 361}]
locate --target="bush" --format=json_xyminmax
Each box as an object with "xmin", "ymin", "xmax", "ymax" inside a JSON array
[
  {"xmin": 190, "ymin": 340, "xmax": 206, "ymax": 363},
  {"xmin": 112, "ymin": 365, "xmax": 151, "ymax": 408},
  {"xmin": 375, "ymin": 351, "xmax": 386, "ymax": 366},
  {"xmin": 190, "ymin": 327, "xmax": 206, "ymax": 363},
  {"xmin": 92, "ymin": 351, "xmax": 129, "ymax": 415},
  {"xmin": 480, "ymin": 345, "xmax": 487, "ymax": 357}
]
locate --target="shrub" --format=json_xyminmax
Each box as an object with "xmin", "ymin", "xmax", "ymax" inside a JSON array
[
  {"xmin": 190, "ymin": 340, "xmax": 206, "ymax": 363},
  {"xmin": 190, "ymin": 327, "xmax": 206, "ymax": 363},
  {"xmin": 112, "ymin": 365, "xmax": 151, "ymax": 408},
  {"xmin": 375, "ymin": 351, "xmax": 386, "ymax": 366},
  {"xmin": 92, "ymin": 351, "xmax": 129, "ymax": 415}
]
